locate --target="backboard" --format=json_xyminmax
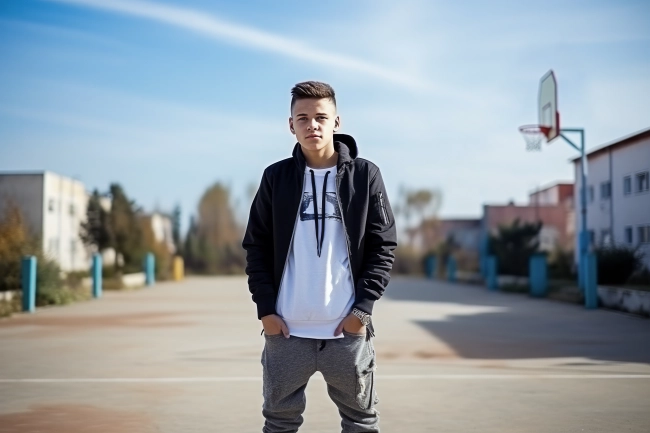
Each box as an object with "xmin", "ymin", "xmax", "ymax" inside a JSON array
[{"xmin": 538, "ymin": 70, "xmax": 559, "ymax": 142}]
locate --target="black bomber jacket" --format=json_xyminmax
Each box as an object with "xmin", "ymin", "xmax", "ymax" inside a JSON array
[{"xmin": 242, "ymin": 134, "xmax": 397, "ymax": 333}]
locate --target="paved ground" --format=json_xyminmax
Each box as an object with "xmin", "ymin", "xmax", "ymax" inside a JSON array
[{"xmin": 1, "ymin": 275, "xmax": 649, "ymax": 433}]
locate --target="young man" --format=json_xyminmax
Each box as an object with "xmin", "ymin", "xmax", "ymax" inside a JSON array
[{"xmin": 242, "ymin": 81, "xmax": 397, "ymax": 433}]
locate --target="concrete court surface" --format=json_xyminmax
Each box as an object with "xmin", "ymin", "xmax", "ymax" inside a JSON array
[{"xmin": 1, "ymin": 275, "xmax": 649, "ymax": 433}]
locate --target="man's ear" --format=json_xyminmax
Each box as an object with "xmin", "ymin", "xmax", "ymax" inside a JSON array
[
  {"xmin": 334, "ymin": 116, "xmax": 340, "ymax": 132},
  {"xmin": 289, "ymin": 117, "xmax": 295, "ymax": 134}
]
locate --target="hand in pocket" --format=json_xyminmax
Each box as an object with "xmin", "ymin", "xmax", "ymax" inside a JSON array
[{"xmin": 261, "ymin": 314, "xmax": 290, "ymax": 338}]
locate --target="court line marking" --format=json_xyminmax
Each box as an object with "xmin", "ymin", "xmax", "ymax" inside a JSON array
[{"xmin": 2, "ymin": 374, "xmax": 650, "ymax": 383}]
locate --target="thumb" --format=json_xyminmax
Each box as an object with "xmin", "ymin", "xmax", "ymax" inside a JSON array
[
  {"xmin": 334, "ymin": 319, "xmax": 344, "ymax": 336},
  {"xmin": 281, "ymin": 321, "xmax": 290, "ymax": 339}
]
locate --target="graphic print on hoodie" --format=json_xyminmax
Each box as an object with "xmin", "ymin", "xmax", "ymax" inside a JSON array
[{"xmin": 276, "ymin": 165, "xmax": 355, "ymax": 339}]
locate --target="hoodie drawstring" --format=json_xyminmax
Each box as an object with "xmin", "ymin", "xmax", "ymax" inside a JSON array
[{"xmin": 309, "ymin": 169, "xmax": 330, "ymax": 257}]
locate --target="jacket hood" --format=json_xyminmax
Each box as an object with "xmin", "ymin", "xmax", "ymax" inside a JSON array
[{"xmin": 292, "ymin": 133, "xmax": 358, "ymax": 170}]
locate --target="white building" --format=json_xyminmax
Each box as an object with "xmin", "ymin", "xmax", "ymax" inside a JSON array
[
  {"xmin": 573, "ymin": 127, "xmax": 650, "ymax": 271},
  {"xmin": 0, "ymin": 171, "xmax": 91, "ymax": 272}
]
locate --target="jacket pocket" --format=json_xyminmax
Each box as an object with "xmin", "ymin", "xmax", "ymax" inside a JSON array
[{"xmin": 374, "ymin": 192, "xmax": 390, "ymax": 226}]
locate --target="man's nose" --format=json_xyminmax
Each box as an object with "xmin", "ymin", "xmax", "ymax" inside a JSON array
[{"xmin": 309, "ymin": 118, "xmax": 319, "ymax": 130}]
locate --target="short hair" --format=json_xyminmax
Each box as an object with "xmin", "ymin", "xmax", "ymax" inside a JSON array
[{"xmin": 290, "ymin": 81, "xmax": 336, "ymax": 112}]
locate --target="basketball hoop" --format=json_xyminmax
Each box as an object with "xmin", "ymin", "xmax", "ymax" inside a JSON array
[{"xmin": 519, "ymin": 125, "xmax": 550, "ymax": 151}]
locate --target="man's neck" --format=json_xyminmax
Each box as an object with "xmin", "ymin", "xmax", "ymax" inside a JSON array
[{"xmin": 301, "ymin": 142, "xmax": 338, "ymax": 169}]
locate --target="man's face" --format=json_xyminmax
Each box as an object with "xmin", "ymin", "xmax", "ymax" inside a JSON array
[{"xmin": 289, "ymin": 98, "xmax": 340, "ymax": 152}]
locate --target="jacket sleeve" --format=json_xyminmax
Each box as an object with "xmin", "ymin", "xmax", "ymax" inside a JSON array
[
  {"xmin": 353, "ymin": 166, "xmax": 397, "ymax": 315},
  {"xmin": 242, "ymin": 168, "xmax": 277, "ymax": 319}
]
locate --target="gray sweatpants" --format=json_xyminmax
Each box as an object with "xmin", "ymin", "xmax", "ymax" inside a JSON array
[{"xmin": 261, "ymin": 331, "xmax": 379, "ymax": 433}]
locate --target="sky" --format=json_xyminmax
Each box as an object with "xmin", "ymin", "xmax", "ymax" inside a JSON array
[{"xmin": 1, "ymin": 0, "xmax": 649, "ymax": 234}]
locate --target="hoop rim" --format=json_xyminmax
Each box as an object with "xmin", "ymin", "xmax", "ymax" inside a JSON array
[{"xmin": 519, "ymin": 124, "xmax": 551, "ymax": 138}]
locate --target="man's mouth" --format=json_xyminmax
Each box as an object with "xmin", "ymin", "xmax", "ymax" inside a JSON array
[{"xmin": 306, "ymin": 134, "xmax": 321, "ymax": 138}]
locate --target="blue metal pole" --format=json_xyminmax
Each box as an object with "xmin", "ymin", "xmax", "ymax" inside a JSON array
[
  {"xmin": 529, "ymin": 254, "xmax": 548, "ymax": 297},
  {"xmin": 487, "ymin": 256, "xmax": 498, "ymax": 291},
  {"xmin": 425, "ymin": 255, "xmax": 436, "ymax": 279},
  {"xmin": 447, "ymin": 257, "xmax": 457, "ymax": 283},
  {"xmin": 585, "ymin": 252, "xmax": 598, "ymax": 309},
  {"xmin": 579, "ymin": 130, "xmax": 588, "ymax": 292},
  {"xmin": 21, "ymin": 256, "xmax": 36, "ymax": 313},
  {"xmin": 560, "ymin": 129, "xmax": 589, "ymax": 293},
  {"xmin": 145, "ymin": 253, "xmax": 155, "ymax": 286},
  {"xmin": 92, "ymin": 253, "xmax": 102, "ymax": 298},
  {"xmin": 479, "ymin": 232, "xmax": 489, "ymax": 277}
]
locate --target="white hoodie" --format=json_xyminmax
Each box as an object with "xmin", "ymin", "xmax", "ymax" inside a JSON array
[{"xmin": 276, "ymin": 165, "xmax": 355, "ymax": 339}]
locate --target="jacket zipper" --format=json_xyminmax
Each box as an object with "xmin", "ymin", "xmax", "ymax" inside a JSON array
[
  {"xmin": 275, "ymin": 172, "xmax": 305, "ymax": 312},
  {"xmin": 335, "ymin": 171, "xmax": 355, "ymax": 292},
  {"xmin": 336, "ymin": 167, "xmax": 375, "ymax": 338},
  {"xmin": 378, "ymin": 191, "xmax": 389, "ymax": 225},
  {"xmin": 336, "ymin": 166, "xmax": 377, "ymax": 338}
]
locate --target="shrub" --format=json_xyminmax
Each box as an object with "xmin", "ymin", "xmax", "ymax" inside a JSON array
[
  {"xmin": 624, "ymin": 267, "xmax": 650, "ymax": 289},
  {"xmin": 64, "ymin": 270, "xmax": 90, "ymax": 290},
  {"xmin": 36, "ymin": 287, "xmax": 75, "ymax": 306},
  {"xmin": 393, "ymin": 246, "xmax": 424, "ymax": 275},
  {"xmin": 36, "ymin": 254, "xmax": 63, "ymax": 291},
  {"xmin": 548, "ymin": 247, "xmax": 574, "ymax": 280},
  {"xmin": 489, "ymin": 219, "xmax": 542, "ymax": 277},
  {"xmin": 0, "ymin": 205, "xmax": 35, "ymax": 292},
  {"xmin": 0, "ymin": 298, "xmax": 21, "ymax": 318},
  {"xmin": 595, "ymin": 245, "xmax": 644, "ymax": 285}
]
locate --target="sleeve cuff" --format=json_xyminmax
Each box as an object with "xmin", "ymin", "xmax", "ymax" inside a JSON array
[
  {"xmin": 352, "ymin": 298, "xmax": 376, "ymax": 316},
  {"xmin": 256, "ymin": 294, "xmax": 277, "ymax": 319}
]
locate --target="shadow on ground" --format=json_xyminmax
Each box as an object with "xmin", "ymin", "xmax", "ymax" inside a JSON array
[{"xmin": 384, "ymin": 276, "xmax": 650, "ymax": 364}]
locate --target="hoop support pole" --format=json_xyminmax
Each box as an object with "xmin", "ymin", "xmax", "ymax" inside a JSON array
[{"xmin": 559, "ymin": 128, "xmax": 589, "ymax": 298}]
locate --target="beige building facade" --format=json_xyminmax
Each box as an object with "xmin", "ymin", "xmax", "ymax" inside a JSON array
[{"xmin": 0, "ymin": 171, "xmax": 91, "ymax": 272}]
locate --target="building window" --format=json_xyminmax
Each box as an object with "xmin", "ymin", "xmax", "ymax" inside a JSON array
[
  {"xmin": 624, "ymin": 226, "xmax": 633, "ymax": 244},
  {"xmin": 588, "ymin": 230, "xmax": 595, "ymax": 245},
  {"xmin": 623, "ymin": 176, "xmax": 632, "ymax": 195},
  {"xmin": 70, "ymin": 239, "xmax": 77, "ymax": 255},
  {"xmin": 69, "ymin": 204, "xmax": 75, "ymax": 216},
  {"xmin": 636, "ymin": 171, "xmax": 649, "ymax": 193},
  {"xmin": 600, "ymin": 181, "xmax": 611, "ymax": 200},
  {"xmin": 588, "ymin": 185, "xmax": 594, "ymax": 203},
  {"xmin": 600, "ymin": 229, "xmax": 611, "ymax": 245},
  {"xmin": 639, "ymin": 225, "xmax": 650, "ymax": 244},
  {"xmin": 48, "ymin": 199, "xmax": 55, "ymax": 212}
]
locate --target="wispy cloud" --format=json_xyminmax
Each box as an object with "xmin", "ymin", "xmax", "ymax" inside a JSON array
[
  {"xmin": 0, "ymin": 18, "xmax": 125, "ymax": 48},
  {"xmin": 0, "ymin": 78, "xmax": 287, "ymax": 155},
  {"xmin": 43, "ymin": 0, "xmax": 434, "ymax": 91}
]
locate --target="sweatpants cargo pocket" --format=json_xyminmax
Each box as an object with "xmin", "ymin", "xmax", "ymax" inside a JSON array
[{"xmin": 355, "ymin": 357, "xmax": 378, "ymax": 410}]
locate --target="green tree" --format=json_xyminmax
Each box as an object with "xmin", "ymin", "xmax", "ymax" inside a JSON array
[
  {"xmin": 595, "ymin": 245, "xmax": 644, "ymax": 285},
  {"xmin": 489, "ymin": 219, "xmax": 542, "ymax": 276},
  {"xmin": 187, "ymin": 182, "xmax": 245, "ymax": 274},
  {"xmin": 171, "ymin": 204, "xmax": 182, "ymax": 255},
  {"xmin": 80, "ymin": 189, "xmax": 112, "ymax": 253},
  {"xmin": 109, "ymin": 183, "xmax": 143, "ymax": 272},
  {"xmin": 393, "ymin": 186, "xmax": 442, "ymax": 249},
  {"xmin": 0, "ymin": 203, "xmax": 62, "ymax": 294}
]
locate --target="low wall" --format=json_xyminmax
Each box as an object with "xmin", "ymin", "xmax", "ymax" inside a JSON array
[
  {"xmin": 122, "ymin": 272, "xmax": 146, "ymax": 288},
  {"xmin": 456, "ymin": 271, "xmax": 483, "ymax": 284},
  {"xmin": 498, "ymin": 275, "xmax": 529, "ymax": 286},
  {"xmin": 0, "ymin": 291, "xmax": 18, "ymax": 302},
  {"xmin": 81, "ymin": 272, "xmax": 146, "ymax": 289},
  {"xmin": 598, "ymin": 286, "xmax": 650, "ymax": 317}
]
